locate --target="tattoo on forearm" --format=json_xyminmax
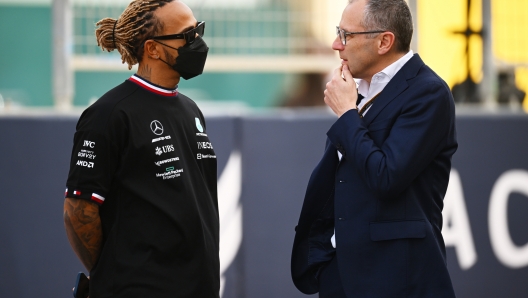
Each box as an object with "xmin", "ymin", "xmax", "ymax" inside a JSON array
[
  {"xmin": 138, "ymin": 64, "xmax": 152, "ymax": 81},
  {"xmin": 64, "ymin": 198, "xmax": 102, "ymax": 271}
]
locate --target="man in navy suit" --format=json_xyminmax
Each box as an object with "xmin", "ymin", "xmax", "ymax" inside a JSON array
[{"xmin": 291, "ymin": 0, "xmax": 457, "ymax": 297}]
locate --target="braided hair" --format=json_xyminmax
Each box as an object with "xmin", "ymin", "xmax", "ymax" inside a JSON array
[{"xmin": 95, "ymin": 0, "xmax": 174, "ymax": 70}]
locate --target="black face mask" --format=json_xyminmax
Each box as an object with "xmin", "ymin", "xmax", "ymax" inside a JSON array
[{"xmin": 157, "ymin": 36, "xmax": 209, "ymax": 80}]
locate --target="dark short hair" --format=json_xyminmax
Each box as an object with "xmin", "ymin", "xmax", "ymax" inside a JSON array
[{"xmin": 350, "ymin": 0, "xmax": 413, "ymax": 52}]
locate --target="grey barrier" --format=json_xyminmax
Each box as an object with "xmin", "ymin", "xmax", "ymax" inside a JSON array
[{"xmin": 0, "ymin": 112, "xmax": 527, "ymax": 297}]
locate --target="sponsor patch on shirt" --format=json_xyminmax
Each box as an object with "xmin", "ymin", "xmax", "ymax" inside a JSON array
[
  {"xmin": 78, "ymin": 149, "xmax": 96, "ymax": 159},
  {"xmin": 154, "ymin": 157, "xmax": 180, "ymax": 166},
  {"xmin": 152, "ymin": 135, "xmax": 171, "ymax": 143},
  {"xmin": 83, "ymin": 140, "xmax": 95, "ymax": 148},
  {"xmin": 195, "ymin": 117, "xmax": 204, "ymax": 133},
  {"xmin": 76, "ymin": 160, "xmax": 95, "ymax": 168},
  {"xmin": 150, "ymin": 120, "xmax": 164, "ymax": 135},
  {"xmin": 75, "ymin": 139, "xmax": 97, "ymax": 169},
  {"xmin": 156, "ymin": 145, "xmax": 175, "ymax": 156},
  {"xmin": 156, "ymin": 168, "xmax": 184, "ymax": 180},
  {"xmin": 197, "ymin": 142, "xmax": 213, "ymax": 150}
]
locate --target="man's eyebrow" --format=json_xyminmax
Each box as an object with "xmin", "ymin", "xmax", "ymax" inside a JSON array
[{"xmin": 178, "ymin": 25, "xmax": 195, "ymax": 34}]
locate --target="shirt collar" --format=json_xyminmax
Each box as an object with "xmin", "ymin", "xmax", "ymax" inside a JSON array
[
  {"xmin": 356, "ymin": 50, "xmax": 414, "ymax": 96},
  {"xmin": 129, "ymin": 74, "xmax": 179, "ymax": 97},
  {"xmin": 379, "ymin": 50, "xmax": 414, "ymax": 80}
]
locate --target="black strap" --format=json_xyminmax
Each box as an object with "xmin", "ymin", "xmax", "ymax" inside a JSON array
[
  {"xmin": 358, "ymin": 92, "xmax": 381, "ymax": 118},
  {"xmin": 356, "ymin": 93, "xmax": 365, "ymax": 106}
]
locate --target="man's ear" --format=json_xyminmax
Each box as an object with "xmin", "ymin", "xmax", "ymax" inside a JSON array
[
  {"xmin": 377, "ymin": 32, "xmax": 395, "ymax": 55},
  {"xmin": 144, "ymin": 40, "xmax": 160, "ymax": 59}
]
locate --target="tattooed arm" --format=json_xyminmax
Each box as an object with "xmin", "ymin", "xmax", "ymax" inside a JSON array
[{"xmin": 64, "ymin": 197, "xmax": 102, "ymax": 271}]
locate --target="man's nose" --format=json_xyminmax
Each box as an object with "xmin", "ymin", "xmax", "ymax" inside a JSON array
[{"xmin": 332, "ymin": 36, "xmax": 344, "ymax": 51}]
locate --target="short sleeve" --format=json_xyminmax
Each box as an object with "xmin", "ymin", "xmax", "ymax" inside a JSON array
[{"xmin": 65, "ymin": 127, "xmax": 120, "ymax": 206}]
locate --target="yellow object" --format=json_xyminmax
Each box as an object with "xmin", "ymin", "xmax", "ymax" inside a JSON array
[
  {"xmin": 418, "ymin": 0, "xmax": 528, "ymax": 109},
  {"xmin": 417, "ymin": 0, "xmax": 482, "ymax": 87}
]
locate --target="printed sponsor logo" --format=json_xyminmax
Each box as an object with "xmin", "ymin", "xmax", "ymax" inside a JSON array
[
  {"xmin": 83, "ymin": 140, "xmax": 95, "ymax": 148},
  {"xmin": 76, "ymin": 160, "xmax": 94, "ymax": 168},
  {"xmin": 195, "ymin": 117, "xmax": 204, "ymax": 133},
  {"xmin": 198, "ymin": 154, "xmax": 216, "ymax": 159},
  {"xmin": 150, "ymin": 120, "xmax": 164, "ymax": 135},
  {"xmin": 154, "ymin": 157, "xmax": 179, "ymax": 166},
  {"xmin": 197, "ymin": 142, "xmax": 213, "ymax": 149},
  {"xmin": 152, "ymin": 135, "xmax": 171, "ymax": 143},
  {"xmin": 155, "ymin": 145, "xmax": 174, "ymax": 156},
  {"xmin": 196, "ymin": 133, "xmax": 208, "ymax": 137},
  {"xmin": 156, "ymin": 168, "xmax": 184, "ymax": 180},
  {"xmin": 78, "ymin": 149, "xmax": 96, "ymax": 160}
]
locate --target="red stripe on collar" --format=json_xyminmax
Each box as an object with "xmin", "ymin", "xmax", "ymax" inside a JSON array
[{"xmin": 129, "ymin": 75, "xmax": 178, "ymax": 97}]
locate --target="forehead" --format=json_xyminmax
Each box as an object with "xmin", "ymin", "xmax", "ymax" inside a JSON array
[
  {"xmin": 340, "ymin": 0, "xmax": 366, "ymax": 31},
  {"xmin": 155, "ymin": 0, "xmax": 197, "ymax": 34}
]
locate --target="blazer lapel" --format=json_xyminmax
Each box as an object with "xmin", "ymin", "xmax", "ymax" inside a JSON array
[{"xmin": 362, "ymin": 54, "xmax": 425, "ymax": 126}]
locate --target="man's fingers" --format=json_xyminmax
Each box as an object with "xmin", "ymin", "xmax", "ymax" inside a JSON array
[
  {"xmin": 342, "ymin": 65, "xmax": 354, "ymax": 82},
  {"xmin": 332, "ymin": 65, "xmax": 342, "ymax": 80}
]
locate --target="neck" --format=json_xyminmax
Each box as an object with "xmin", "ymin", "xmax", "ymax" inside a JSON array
[
  {"xmin": 137, "ymin": 62, "xmax": 180, "ymax": 89},
  {"xmin": 363, "ymin": 51, "xmax": 407, "ymax": 84}
]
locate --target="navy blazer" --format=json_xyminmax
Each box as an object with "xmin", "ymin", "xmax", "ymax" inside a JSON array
[{"xmin": 291, "ymin": 54, "xmax": 457, "ymax": 298}]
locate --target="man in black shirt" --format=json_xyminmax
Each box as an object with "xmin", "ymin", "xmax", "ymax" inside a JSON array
[{"xmin": 63, "ymin": 1, "xmax": 219, "ymax": 297}]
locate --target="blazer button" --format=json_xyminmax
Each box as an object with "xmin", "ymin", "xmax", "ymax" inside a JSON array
[
  {"xmin": 338, "ymin": 217, "xmax": 345, "ymax": 221},
  {"xmin": 339, "ymin": 180, "xmax": 345, "ymax": 183}
]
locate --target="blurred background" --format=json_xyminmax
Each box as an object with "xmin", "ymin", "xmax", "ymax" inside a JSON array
[
  {"xmin": 0, "ymin": 0, "xmax": 527, "ymax": 112},
  {"xmin": 1, "ymin": 0, "xmax": 528, "ymax": 298}
]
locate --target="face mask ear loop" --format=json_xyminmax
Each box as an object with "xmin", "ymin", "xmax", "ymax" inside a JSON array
[
  {"xmin": 158, "ymin": 56, "xmax": 174, "ymax": 69},
  {"xmin": 152, "ymin": 40, "xmax": 180, "ymax": 51},
  {"xmin": 112, "ymin": 20, "xmax": 118, "ymax": 48},
  {"xmin": 151, "ymin": 40, "xmax": 178, "ymax": 69}
]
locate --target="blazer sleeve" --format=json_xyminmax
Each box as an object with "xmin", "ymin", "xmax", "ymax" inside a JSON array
[{"xmin": 326, "ymin": 80, "xmax": 454, "ymax": 199}]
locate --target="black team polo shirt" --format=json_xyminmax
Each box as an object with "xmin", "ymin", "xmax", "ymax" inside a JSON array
[{"xmin": 65, "ymin": 74, "xmax": 220, "ymax": 298}]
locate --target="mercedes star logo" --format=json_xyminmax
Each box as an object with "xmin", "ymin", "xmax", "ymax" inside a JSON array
[{"xmin": 150, "ymin": 120, "xmax": 164, "ymax": 135}]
